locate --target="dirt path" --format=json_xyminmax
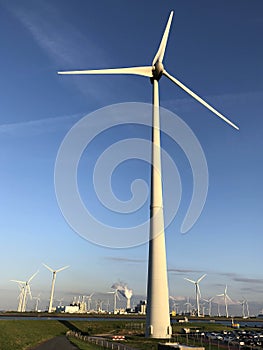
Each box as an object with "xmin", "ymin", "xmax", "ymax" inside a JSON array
[{"xmin": 31, "ymin": 335, "xmax": 79, "ymax": 350}]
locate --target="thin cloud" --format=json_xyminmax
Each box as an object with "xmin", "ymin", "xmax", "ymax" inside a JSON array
[
  {"xmin": 168, "ymin": 268, "xmax": 203, "ymax": 274},
  {"xmin": 105, "ymin": 257, "xmax": 145, "ymax": 264},
  {"xmin": 217, "ymin": 272, "xmax": 238, "ymax": 278},
  {"xmin": 4, "ymin": 1, "xmax": 112, "ymax": 100},
  {"xmin": 5, "ymin": 2, "xmax": 105, "ymax": 67},
  {"xmin": 240, "ymin": 287, "xmax": 262, "ymax": 294},
  {"xmin": 233, "ymin": 277, "xmax": 263, "ymax": 284},
  {"xmin": 0, "ymin": 113, "xmax": 81, "ymax": 136}
]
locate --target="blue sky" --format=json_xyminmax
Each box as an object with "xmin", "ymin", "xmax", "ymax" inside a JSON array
[{"xmin": 0, "ymin": 0, "xmax": 263, "ymax": 313}]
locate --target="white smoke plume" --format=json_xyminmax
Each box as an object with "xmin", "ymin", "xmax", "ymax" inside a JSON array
[{"xmin": 111, "ymin": 282, "xmax": 133, "ymax": 308}]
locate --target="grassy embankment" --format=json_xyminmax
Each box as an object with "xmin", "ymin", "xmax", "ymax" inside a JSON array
[
  {"xmin": 0, "ymin": 318, "xmax": 259, "ymax": 350},
  {"xmin": 0, "ymin": 320, "xmax": 67, "ymax": 350}
]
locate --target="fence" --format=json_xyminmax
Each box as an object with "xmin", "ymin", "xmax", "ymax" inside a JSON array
[{"xmin": 66, "ymin": 330, "xmax": 137, "ymax": 350}]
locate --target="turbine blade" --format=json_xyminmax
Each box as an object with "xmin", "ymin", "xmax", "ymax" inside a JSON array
[
  {"xmin": 56, "ymin": 265, "xmax": 70, "ymax": 273},
  {"xmin": 163, "ymin": 70, "xmax": 239, "ymax": 130},
  {"xmin": 226, "ymin": 294, "xmax": 232, "ymax": 302},
  {"xmin": 197, "ymin": 284, "xmax": 201, "ymax": 297},
  {"xmin": 11, "ymin": 279, "xmax": 25, "ymax": 284},
  {"xmin": 27, "ymin": 285, "xmax": 32, "ymax": 299},
  {"xmin": 58, "ymin": 66, "xmax": 153, "ymax": 77},
  {"xmin": 152, "ymin": 11, "xmax": 174, "ymax": 65},
  {"xmin": 184, "ymin": 278, "xmax": 195, "ymax": 284},
  {"xmin": 43, "ymin": 263, "xmax": 54, "ymax": 272},
  {"xmin": 197, "ymin": 274, "xmax": 207, "ymax": 283},
  {"xmin": 28, "ymin": 270, "xmax": 39, "ymax": 283}
]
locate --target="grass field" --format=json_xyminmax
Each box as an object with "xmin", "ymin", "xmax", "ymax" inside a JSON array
[
  {"xmin": 0, "ymin": 318, "xmax": 256, "ymax": 350},
  {"xmin": 0, "ymin": 320, "xmax": 68, "ymax": 350}
]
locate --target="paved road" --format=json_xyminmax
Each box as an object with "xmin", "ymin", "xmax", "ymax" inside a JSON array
[{"xmin": 31, "ymin": 335, "xmax": 79, "ymax": 350}]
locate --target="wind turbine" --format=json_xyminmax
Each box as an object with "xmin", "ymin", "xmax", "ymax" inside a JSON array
[
  {"xmin": 184, "ymin": 297, "xmax": 194, "ymax": 315},
  {"xmin": 203, "ymin": 297, "xmax": 214, "ymax": 317},
  {"xmin": 238, "ymin": 297, "xmax": 249, "ymax": 318},
  {"xmin": 86, "ymin": 292, "xmax": 94, "ymax": 311},
  {"xmin": 108, "ymin": 289, "xmax": 120, "ymax": 314},
  {"xmin": 184, "ymin": 274, "xmax": 207, "ymax": 317},
  {"xmin": 43, "ymin": 263, "xmax": 69, "ymax": 313},
  {"xmin": 217, "ymin": 285, "xmax": 232, "ymax": 318},
  {"xmin": 169, "ymin": 296, "xmax": 180, "ymax": 314},
  {"xmin": 33, "ymin": 294, "xmax": 41, "ymax": 312},
  {"xmin": 11, "ymin": 271, "xmax": 38, "ymax": 312},
  {"xmin": 238, "ymin": 299, "xmax": 246, "ymax": 318},
  {"xmin": 245, "ymin": 298, "xmax": 250, "ymax": 318},
  {"xmin": 58, "ymin": 11, "xmax": 239, "ymax": 338},
  {"xmin": 12, "ymin": 281, "xmax": 24, "ymax": 312}
]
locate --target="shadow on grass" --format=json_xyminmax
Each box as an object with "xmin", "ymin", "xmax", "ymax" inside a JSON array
[{"xmin": 58, "ymin": 320, "xmax": 89, "ymax": 335}]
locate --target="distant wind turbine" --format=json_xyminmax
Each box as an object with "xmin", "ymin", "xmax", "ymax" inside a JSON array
[
  {"xmin": 107, "ymin": 289, "xmax": 120, "ymax": 314},
  {"xmin": 238, "ymin": 299, "xmax": 246, "ymax": 318},
  {"xmin": 184, "ymin": 274, "xmax": 207, "ymax": 317},
  {"xmin": 11, "ymin": 271, "xmax": 38, "ymax": 312},
  {"xmin": 43, "ymin": 263, "xmax": 69, "ymax": 313},
  {"xmin": 184, "ymin": 297, "xmax": 194, "ymax": 315},
  {"xmin": 33, "ymin": 294, "xmax": 41, "ymax": 312},
  {"xmin": 245, "ymin": 298, "xmax": 250, "ymax": 318},
  {"xmin": 203, "ymin": 297, "xmax": 214, "ymax": 317},
  {"xmin": 86, "ymin": 292, "xmax": 94, "ymax": 311},
  {"xmin": 18, "ymin": 283, "xmax": 25, "ymax": 312},
  {"xmin": 169, "ymin": 296, "xmax": 180, "ymax": 314},
  {"xmin": 217, "ymin": 285, "xmax": 232, "ymax": 318},
  {"xmin": 238, "ymin": 297, "xmax": 250, "ymax": 318},
  {"xmin": 58, "ymin": 10, "xmax": 238, "ymax": 338}
]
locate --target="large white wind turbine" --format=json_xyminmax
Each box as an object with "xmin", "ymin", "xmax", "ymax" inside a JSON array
[
  {"xmin": 217, "ymin": 285, "xmax": 232, "ymax": 318},
  {"xmin": 11, "ymin": 271, "xmax": 38, "ymax": 312},
  {"xmin": 184, "ymin": 274, "xmax": 207, "ymax": 317},
  {"xmin": 58, "ymin": 11, "xmax": 238, "ymax": 338},
  {"xmin": 43, "ymin": 263, "xmax": 69, "ymax": 313}
]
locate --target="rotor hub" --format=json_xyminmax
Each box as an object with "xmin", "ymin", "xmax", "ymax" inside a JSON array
[{"xmin": 151, "ymin": 61, "xmax": 164, "ymax": 82}]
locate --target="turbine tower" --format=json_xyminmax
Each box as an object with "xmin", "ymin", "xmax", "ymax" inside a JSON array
[
  {"xmin": 184, "ymin": 274, "xmax": 207, "ymax": 317},
  {"xmin": 58, "ymin": 11, "xmax": 239, "ymax": 338},
  {"xmin": 43, "ymin": 263, "xmax": 69, "ymax": 313}
]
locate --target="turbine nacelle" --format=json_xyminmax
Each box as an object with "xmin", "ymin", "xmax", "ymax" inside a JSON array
[{"xmin": 152, "ymin": 61, "xmax": 164, "ymax": 81}]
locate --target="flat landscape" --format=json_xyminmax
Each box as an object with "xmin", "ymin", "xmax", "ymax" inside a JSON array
[{"xmin": 1, "ymin": 317, "xmax": 263, "ymax": 350}]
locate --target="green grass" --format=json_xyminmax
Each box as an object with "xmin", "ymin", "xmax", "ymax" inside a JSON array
[
  {"xmin": 0, "ymin": 320, "xmax": 68, "ymax": 350},
  {"xmin": 0, "ymin": 319, "xmax": 258, "ymax": 350}
]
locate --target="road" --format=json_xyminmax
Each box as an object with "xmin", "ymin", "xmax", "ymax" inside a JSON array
[{"xmin": 31, "ymin": 335, "xmax": 79, "ymax": 349}]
